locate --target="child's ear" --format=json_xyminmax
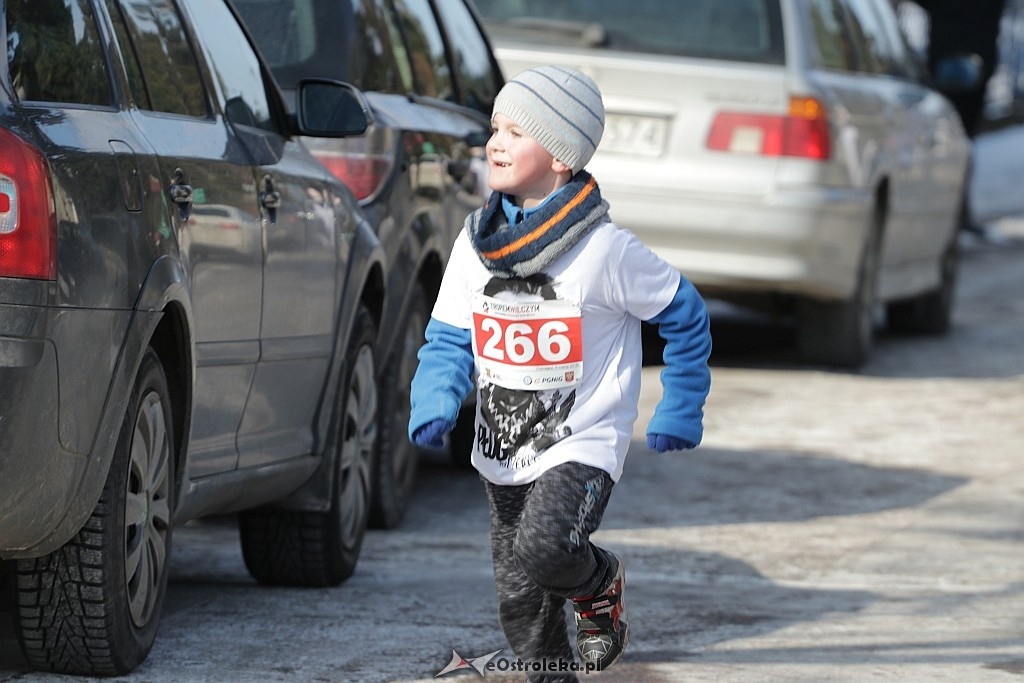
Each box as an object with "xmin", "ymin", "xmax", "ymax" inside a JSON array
[{"xmin": 551, "ymin": 158, "xmax": 572, "ymax": 175}]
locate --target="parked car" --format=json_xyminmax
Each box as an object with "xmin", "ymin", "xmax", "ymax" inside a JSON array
[
  {"xmin": 474, "ymin": 0, "xmax": 972, "ymax": 366},
  {"xmin": 1, "ymin": 0, "xmax": 384, "ymax": 675},
  {"xmin": 234, "ymin": 0, "xmax": 504, "ymax": 499}
]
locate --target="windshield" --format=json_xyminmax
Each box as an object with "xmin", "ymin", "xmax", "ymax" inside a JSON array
[{"xmin": 473, "ymin": 0, "xmax": 785, "ymax": 65}]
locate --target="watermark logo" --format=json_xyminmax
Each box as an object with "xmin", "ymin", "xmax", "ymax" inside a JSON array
[
  {"xmin": 435, "ymin": 649, "xmax": 502, "ymax": 677},
  {"xmin": 435, "ymin": 649, "xmax": 596, "ymax": 677}
]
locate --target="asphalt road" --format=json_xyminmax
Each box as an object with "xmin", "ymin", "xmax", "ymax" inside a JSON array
[{"xmin": 2, "ymin": 216, "xmax": 1022, "ymax": 683}]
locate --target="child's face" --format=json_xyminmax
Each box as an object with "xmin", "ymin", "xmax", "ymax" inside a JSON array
[{"xmin": 486, "ymin": 113, "xmax": 568, "ymax": 205}]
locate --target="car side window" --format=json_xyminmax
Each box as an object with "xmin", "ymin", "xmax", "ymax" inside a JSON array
[
  {"xmin": 351, "ymin": 0, "xmax": 411, "ymax": 93},
  {"xmin": 840, "ymin": 0, "xmax": 894, "ymax": 75},
  {"xmin": 109, "ymin": 0, "xmax": 207, "ymax": 117},
  {"xmin": 807, "ymin": 0, "xmax": 857, "ymax": 72},
  {"xmin": 378, "ymin": 2, "xmax": 416, "ymax": 92},
  {"xmin": 233, "ymin": 0, "xmax": 407, "ymax": 94},
  {"xmin": 432, "ymin": 0, "xmax": 502, "ymax": 116},
  {"xmin": 390, "ymin": 0, "xmax": 455, "ymax": 101},
  {"xmin": 175, "ymin": 0, "xmax": 276, "ymax": 131},
  {"xmin": 867, "ymin": 0, "xmax": 922, "ymax": 80},
  {"xmin": 104, "ymin": 0, "xmax": 148, "ymax": 108},
  {"xmin": 5, "ymin": 0, "xmax": 112, "ymax": 106}
]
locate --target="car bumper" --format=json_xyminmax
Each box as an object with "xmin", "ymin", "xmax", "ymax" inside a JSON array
[
  {"xmin": 601, "ymin": 183, "xmax": 873, "ymax": 301},
  {"xmin": 0, "ymin": 302, "xmax": 131, "ymax": 558},
  {"xmin": 0, "ymin": 333, "xmax": 86, "ymax": 556}
]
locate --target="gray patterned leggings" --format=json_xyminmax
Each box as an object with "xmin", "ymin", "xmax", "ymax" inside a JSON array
[{"xmin": 484, "ymin": 461, "xmax": 616, "ymax": 683}]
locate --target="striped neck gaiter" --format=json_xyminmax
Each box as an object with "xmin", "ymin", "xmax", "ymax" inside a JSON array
[{"xmin": 468, "ymin": 171, "xmax": 610, "ymax": 278}]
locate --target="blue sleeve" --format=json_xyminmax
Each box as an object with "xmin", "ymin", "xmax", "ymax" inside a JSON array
[
  {"xmin": 644, "ymin": 278, "xmax": 712, "ymax": 446},
  {"xmin": 408, "ymin": 317, "xmax": 475, "ymax": 440}
]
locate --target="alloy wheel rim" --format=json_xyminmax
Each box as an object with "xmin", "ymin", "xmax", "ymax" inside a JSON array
[
  {"xmin": 124, "ymin": 390, "xmax": 171, "ymax": 627},
  {"xmin": 339, "ymin": 345, "xmax": 377, "ymax": 541}
]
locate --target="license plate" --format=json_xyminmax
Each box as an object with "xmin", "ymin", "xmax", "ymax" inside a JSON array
[{"xmin": 601, "ymin": 114, "xmax": 669, "ymax": 156}]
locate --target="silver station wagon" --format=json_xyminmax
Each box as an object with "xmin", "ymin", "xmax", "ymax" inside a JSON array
[{"xmin": 475, "ymin": 0, "xmax": 972, "ymax": 366}]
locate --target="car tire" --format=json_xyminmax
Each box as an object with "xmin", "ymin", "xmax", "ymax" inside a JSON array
[
  {"xmin": 12, "ymin": 348, "xmax": 174, "ymax": 676},
  {"xmin": 798, "ymin": 207, "xmax": 882, "ymax": 368},
  {"xmin": 370, "ymin": 287, "xmax": 428, "ymax": 529},
  {"xmin": 887, "ymin": 232, "xmax": 958, "ymax": 335},
  {"xmin": 239, "ymin": 306, "xmax": 377, "ymax": 586}
]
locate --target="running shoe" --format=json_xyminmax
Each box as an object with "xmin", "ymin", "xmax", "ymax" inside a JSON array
[{"xmin": 571, "ymin": 553, "xmax": 629, "ymax": 670}]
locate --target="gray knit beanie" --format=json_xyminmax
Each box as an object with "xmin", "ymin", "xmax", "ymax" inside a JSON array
[{"xmin": 492, "ymin": 66, "xmax": 605, "ymax": 174}]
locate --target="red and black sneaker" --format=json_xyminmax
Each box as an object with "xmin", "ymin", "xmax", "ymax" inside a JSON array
[{"xmin": 572, "ymin": 554, "xmax": 629, "ymax": 670}]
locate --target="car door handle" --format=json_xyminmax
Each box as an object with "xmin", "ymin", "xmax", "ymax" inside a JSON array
[
  {"xmin": 168, "ymin": 167, "xmax": 193, "ymax": 220},
  {"xmin": 260, "ymin": 174, "xmax": 281, "ymax": 224},
  {"xmin": 168, "ymin": 167, "xmax": 193, "ymax": 204},
  {"xmin": 260, "ymin": 174, "xmax": 282, "ymax": 209}
]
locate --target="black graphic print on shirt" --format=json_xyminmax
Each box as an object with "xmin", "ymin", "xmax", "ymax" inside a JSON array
[{"xmin": 475, "ymin": 274, "xmax": 577, "ymax": 470}]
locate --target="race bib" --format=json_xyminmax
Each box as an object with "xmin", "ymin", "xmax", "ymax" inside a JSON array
[{"xmin": 472, "ymin": 294, "xmax": 583, "ymax": 390}]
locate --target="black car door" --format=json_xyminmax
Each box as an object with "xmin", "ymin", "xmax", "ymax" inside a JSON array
[
  {"xmin": 102, "ymin": 0, "xmax": 264, "ymax": 477},
  {"xmin": 179, "ymin": 0, "xmax": 349, "ymax": 469}
]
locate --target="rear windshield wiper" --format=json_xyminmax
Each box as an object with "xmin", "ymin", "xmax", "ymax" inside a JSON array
[{"xmin": 485, "ymin": 17, "xmax": 607, "ymax": 48}]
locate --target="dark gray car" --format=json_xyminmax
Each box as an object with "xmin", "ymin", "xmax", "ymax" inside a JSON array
[
  {"xmin": 234, "ymin": 0, "xmax": 504, "ymax": 519},
  {"xmin": 1, "ymin": 0, "xmax": 384, "ymax": 675}
]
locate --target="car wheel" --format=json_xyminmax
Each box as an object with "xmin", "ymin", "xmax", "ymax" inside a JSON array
[
  {"xmin": 370, "ymin": 287, "xmax": 427, "ymax": 529},
  {"xmin": 240, "ymin": 306, "xmax": 378, "ymax": 586},
  {"xmin": 887, "ymin": 233, "xmax": 958, "ymax": 335},
  {"xmin": 449, "ymin": 404, "xmax": 476, "ymax": 470},
  {"xmin": 798, "ymin": 207, "xmax": 882, "ymax": 368},
  {"xmin": 12, "ymin": 348, "xmax": 174, "ymax": 676}
]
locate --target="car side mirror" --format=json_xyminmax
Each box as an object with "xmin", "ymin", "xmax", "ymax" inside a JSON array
[
  {"xmin": 931, "ymin": 53, "xmax": 983, "ymax": 95},
  {"xmin": 295, "ymin": 79, "xmax": 372, "ymax": 137}
]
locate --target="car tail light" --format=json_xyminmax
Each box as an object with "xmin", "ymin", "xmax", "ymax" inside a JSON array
[
  {"xmin": 0, "ymin": 128, "xmax": 56, "ymax": 280},
  {"xmin": 707, "ymin": 96, "xmax": 830, "ymax": 160},
  {"xmin": 313, "ymin": 150, "xmax": 393, "ymax": 202}
]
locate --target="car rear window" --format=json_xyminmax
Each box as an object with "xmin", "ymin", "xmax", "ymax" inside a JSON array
[
  {"xmin": 474, "ymin": 0, "xmax": 786, "ymax": 65},
  {"xmin": 5, "ymin": 0, "xmax": 112, "ymax": 105}
]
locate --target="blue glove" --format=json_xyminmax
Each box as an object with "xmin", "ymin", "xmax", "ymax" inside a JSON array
[
  {"xmin": 646, "ymin": 433, "xmax": 696, "ymax": 453},
  {"xmin": 412, "ymin": 418, "xmax": 455, "ymax": 450}
]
